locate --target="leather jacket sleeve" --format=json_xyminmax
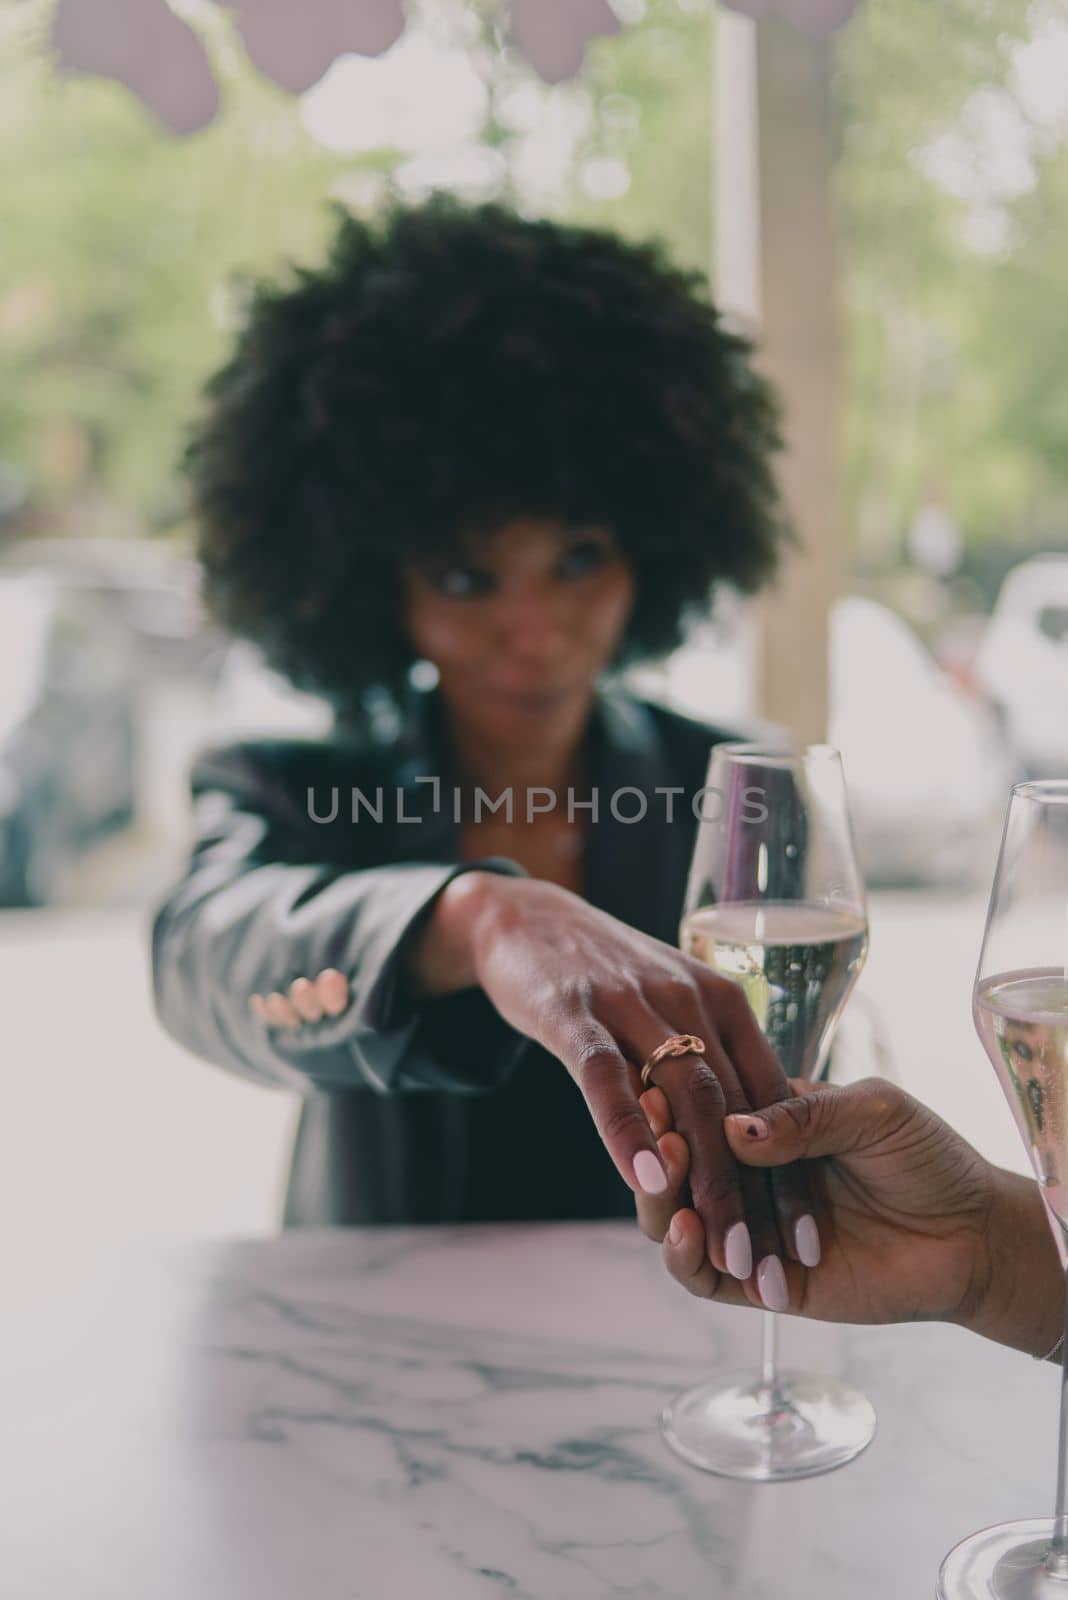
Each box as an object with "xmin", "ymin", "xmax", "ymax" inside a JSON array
[{"xmin": 148, "ymin": 738, "xmax": 533, "ymax": 1096}]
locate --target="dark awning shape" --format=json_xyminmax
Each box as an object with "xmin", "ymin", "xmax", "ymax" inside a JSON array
[
  {"xmin": 210, "ymin": 0, "xmax": 407, "ymax": 96},
  {"xmin": 50, "ymin": 0, "xmax": 861, "ymax": 138},
  {"xmin": 52, "ymin": 0, "xmax": 221, "ymax": 137},
  {"xmin": 507, "ymin": 0, "xmax": 620, "ymax": 84}
]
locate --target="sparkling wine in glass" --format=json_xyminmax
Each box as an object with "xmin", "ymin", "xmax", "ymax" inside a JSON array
[
  {"xmin": 659, "ymin": 742, "xmax": 878, "ymax": 1480},
  {"xmin": 938, "ymin": 779, "xmax": 1068, "ymax": 1599}
]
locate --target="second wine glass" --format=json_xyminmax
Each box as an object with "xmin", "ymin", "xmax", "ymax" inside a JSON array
[
  {"xmin": 937, "ymin": 779, "xmax": 1068, "ymax": 1599},
  {"xmin": 659, "ymin": 741, "xmax": 877, "ymax": 1480}
]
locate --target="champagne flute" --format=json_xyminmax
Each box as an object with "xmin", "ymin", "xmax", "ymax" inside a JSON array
[
  {"xmin": 938, "ymin": 779, "xmax": 1068, "ymax": 1599},
  {"xmin": 659, "ymin": 741, "xmax": 877, "ymax": 1480}
]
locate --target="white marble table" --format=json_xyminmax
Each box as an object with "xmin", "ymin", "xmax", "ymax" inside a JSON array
[{"xmin": 5, "ymin": 1222, "xmax": 1060, "ymax": 1599}]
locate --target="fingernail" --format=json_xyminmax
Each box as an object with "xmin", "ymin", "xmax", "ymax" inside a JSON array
[
  {"xmin": 633, "ymin": 1150, "xmax": 669, "ymax": 1195},
  {"xmin": 668, "ymin": 1213, "xmax": 683, "ymax": 1246},
  {"xmin": 727, "ymin": 1114, "xmax": 769, "ymax": 1141},
  {"xmin": 724, "ymin": 1221, "xmax": 753, "ymax": 1281},
  {"xmin": 795, "ymin": 1214, "xmax": 821, "ymax": 1268},
  {"xmin": 757, "ymin": 1255, "xmax": 789, "ymax": 1312}
]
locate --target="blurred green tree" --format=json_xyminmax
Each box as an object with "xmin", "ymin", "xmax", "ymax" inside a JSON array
[
  {"xmin": 0, "ymin": 0, "xmax": 711, "ymax": 540},
  {"xmin": 1, "ymin": 0, "xmax": 1066, "ymax": 575},
  {"xmin": 0, "ymin": 2, "xmax": 353, "ymax": 534},
  {"xmin": 835, "ymin": 0, "xmax": 1061, "ymax": 562}
]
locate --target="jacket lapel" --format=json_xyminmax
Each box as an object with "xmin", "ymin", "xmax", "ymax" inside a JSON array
[
  {"xmin": 582, "ymin": 687, "xmax": 694, "ymax": 945},
  {"xmin": 379, "ymin": 683, "xmax": 695, "ymax": 946}
]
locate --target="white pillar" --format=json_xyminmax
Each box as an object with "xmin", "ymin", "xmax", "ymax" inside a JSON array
[
  {"xmin": 714, "ymin": 8, "xmax": 840, "ymax": 745},
  {"xmin": 714, "ymin": 10, "xmax": 761, "ymax": 332}
]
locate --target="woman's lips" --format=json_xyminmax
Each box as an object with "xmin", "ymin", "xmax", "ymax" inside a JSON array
[{"xmin": 487, "ymin": 685, "xmax": 580, "ymax": 714}]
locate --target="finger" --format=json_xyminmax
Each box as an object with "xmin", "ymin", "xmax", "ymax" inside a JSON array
[
  {"xmin": 635, "ymin": 1131, "xmax": 690, "ymax": 1241},
  {"xmin": 703, "ymin": 975, "xmax": 823, "ymax": 1269},
  {"xmin": 249, "ymin": 993, "xmax": 268, "ymax": 1020},
  {"xmin": 317, "ymin": 968, "xmax": 350, "ymax": 1017},
  {"xmin": 663, "ymin": 1208, "xmax": 720, "ymax": 1299},
  {"xmin": 669, "ymin": 1054, "xmax": 760, "ymax": 1282},
  {"xmin": 638, "ymin": 1085, "xmax": 719, "ymax": 1249},
  {"xmin": 263, "ymin": 992, "xmax": 302, "ymax": 1028},
  {"xmin": 288, "ymin": 977, "xmax": 325, "ymax": 1023},
  {"xmin": 686, "ymin": 1044, "xmax": 790, "ymax": 1305},
  {"xmin": 661, "ymin": 1207, "xmax": 753, "ymax": 1304},
  {"xmin": 626, "ymin": 1017, "xmax": 757, "ymax": 1292},
  {"xmin": 625, "ymin": 997, "xmax": 784, "ymax": 1298},
  {"xmin": 639, "ymin": 1085, "xmax": 674, "ymax": 1141},
  {"xmin": 762, "ymin": 1080, "xmax": 837, "ymax": 1265},
  {"xmin": 664, "ymin": 1208, "xmax": 800, "ymax": 1313},
  {"xmin": 647, "ymin": 1057, "xmax": 789, "ymax": 1289},
  {"xmin": 724, "ymin": 1076, "xmax": 915, "ymax": 1166},
  {"xmin": 564, "ymin": 1021, "xmax": 670, "ymax": 1198},
  {"xmin": 610, "ymin": 1003, "xmax": 748, "ymax": 1274}
]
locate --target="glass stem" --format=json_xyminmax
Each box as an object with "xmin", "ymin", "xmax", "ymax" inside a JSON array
[
  {"xmin": 760, "ymin": 1309, "xmax": 779, "ymax": 1391},
  {"xmin": 1046, "ymin": 1265, "xmax": 1068, "ymax": 1578}
]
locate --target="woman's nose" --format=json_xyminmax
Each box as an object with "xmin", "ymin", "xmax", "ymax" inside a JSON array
[{"xmin": 495, "ymin": 587, "xmax": 571, "ymax": 662}]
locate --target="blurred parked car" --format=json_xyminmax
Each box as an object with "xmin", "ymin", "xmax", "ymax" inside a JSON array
[
  {"xmin": 0, "ymin": 575, "xmax": 137, "ymax": 906},
  {"xmin": 972, "ymin": 555, "xmax": 1068, "ymax": 777},
  {"xmin": 627, "ymin": 595, "xmax": 1013, "ymax": 887},
  {"xmin": 829, "ymin": 597, "xmax": 1012, "ymax": 885},
  {"xmin": 0, "ymin": 536, "xmax": 228, "ymax": 682}
]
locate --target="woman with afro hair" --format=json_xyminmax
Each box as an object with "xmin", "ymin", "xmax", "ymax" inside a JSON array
[{"xmin": 150, "ymin": 195, "xmax": 822, "ymax": 1312}]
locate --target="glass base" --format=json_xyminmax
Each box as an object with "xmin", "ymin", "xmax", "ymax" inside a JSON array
[
  {"xmin": 659, "ymin": 1368, "xmax": 877, "ymax": 1481},
  {"xmin": 938, "ymin": 1521, "xmax": 1068, "ymax": 1598}
]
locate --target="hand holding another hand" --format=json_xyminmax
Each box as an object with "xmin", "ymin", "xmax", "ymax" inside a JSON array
[
  {"xmin": 445, "ymin": 873, "xmax": 821, "ymax": 1305},
  {"xmin": 642, "ymin": 1074, "xmax": 1065, "ymax": 1360}
]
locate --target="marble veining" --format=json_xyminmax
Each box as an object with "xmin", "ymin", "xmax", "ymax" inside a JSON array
[{"xmin": 6, "ymin": 1222, "xmax": 1060, "ymax": 1599}]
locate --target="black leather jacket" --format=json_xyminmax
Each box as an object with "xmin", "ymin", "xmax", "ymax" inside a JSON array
[{"xmin": 149, "ymin": 683, "xmax": 736, "ymax": 1226}]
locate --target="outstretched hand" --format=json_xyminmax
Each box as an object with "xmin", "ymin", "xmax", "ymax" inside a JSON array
[{"xmin": 462, "ymin": 875, "xmax": 820, "ymax": 1307}]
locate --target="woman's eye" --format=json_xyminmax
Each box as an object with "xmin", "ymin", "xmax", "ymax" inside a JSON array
[
  {"xmin": 429, "ymin": 566, "xmax": 494, "ymax": 599},
  {"xmin": 558, "ymin": 539, "xmax": 612, "ymax": 579}
]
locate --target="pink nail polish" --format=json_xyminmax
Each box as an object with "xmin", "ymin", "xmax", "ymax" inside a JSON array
[
  {"xmin": 724, "ymin": 1221, "xmax": 753, "ymax": 1281},
  {"xmin": 729, "ymin": 1114, "xmax": 768, "ymax": 1141},
  {"xmin": 668, "ymin": 1213, "xmax": 683, "ymax": 1246},
  {"xmin": 633, "ymin": 1150, "xmax": 668, "ymax": 1195},
  {"xmin": 795, "ymin": 1214, "xmax": 821, "ymax": 1268},
  {"xmin": 757, "ymin": 1255, "xmax": 789, "ymax": 1312}
]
